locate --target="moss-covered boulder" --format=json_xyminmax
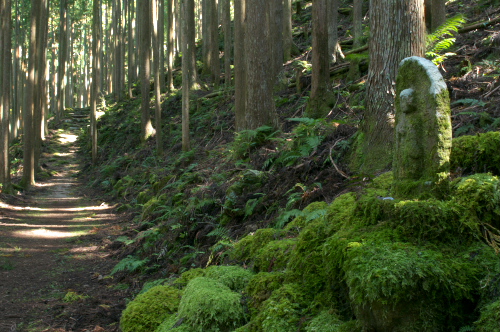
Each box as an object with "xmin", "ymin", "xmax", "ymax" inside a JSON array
[
  {"xmin": 254, "ymin": 238, "xmax": 297, "ymax": 272},
  {"xmin": 451, "ymin": 131, "xmax": 500, "ymax": 176},
  {"xmin": 253, "ymin": 283, "xmax": 308, "ymax": 332},
  {"xmin": 305, "ymin": 311, "xmax": 361, "ymax": 332},
  {"xmin": 205, "ymin": 265, "xmax": 254, "ymax": 292},
  {"xmin": 246, "ymin": 272, "xmax": 287, "ymax": 314},
  {"xmin": 177, "ymin": 277, "xmax": 247, "ymax": 331},
  {"xmin": 120, "ymin": 285, "xmax": 182, "ymax": 332},
  {"xmin": 231, "ymin": 228, "xmax": 280, "ymax": 263}
]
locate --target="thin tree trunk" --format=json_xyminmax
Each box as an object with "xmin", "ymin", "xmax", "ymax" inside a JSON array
[
  {"xmin": 0, "ymin": 0, "xmax": 12, "ymax": 191},
  {"xmin": 222, "ymin": 0, "xmax": 231, "ymax": 86},
  {"xmin": 57, "ymin": 0, "xmax": 68, "ymax": 120},
  {"xmin": 283, "ymin": 0, "xmax": 292, "ymax": 62},
  {"xmin": 208, "ymin": 0, "xmax": 220, "ymax": 86},
  {"xmin": 306, "ymin": 0, "xmax": 330, "ymax": 118},
  {"xmin": 167, "ymin": 0, "xmax": 174, "ymax": 90},
  {"xmin": 425, "ymin": 0, "xmax": 446, "ymax": 32},
  {"xmin": 91, "ymin": 0, "xmax": 102, "ymax": 164},
  {"xmin": 269, "ymin": 0, "xmax": 283, "ymax": 81},
  {"xmin": 234, "ymin": 0, "xmax": 246, "ymax": 130},
  {"xmin": 159, "ymin": 0, "xmax": 166, "ymax": 92},
  {"xmin": 181, "ymin": 0, "xmax": 192, "ymax": 151},
  {"xmin": 139, "ymin": 0, "xmax": 155, "ymax": 142},
  {"xmin": 152, "ymin": 0, "xmax": 163, "ymax": 155},
  {"xmin": 328, "ymin": 0, "xmax": 339, "ymax": 63}
]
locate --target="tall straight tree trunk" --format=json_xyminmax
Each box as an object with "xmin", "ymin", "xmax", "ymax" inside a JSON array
[
  {"xmin": 158, "ymin": 0, "xmax": 166, "ymax": 92},
  {"xmin": 139, "ymin": 0, "xmax": 155, "ymax": 142},
  {"xmin": 269, "ymin": 0, "xmax": 283, "ymax": 80},
  {"xmin": 0, "ymin": 0, "xmax": 12, "ymax": 191},
  {"xmin": 22, "ymin": 0, "xmax": 42, "ymax": 188},
  {"xmin": 34, "ymin": 0, "xmax": 48, "ymax": 170},
  {"xmin": 425, "ymin": 0, "xmax": 446, "ymax": 32},
  {"xmin": 359, "ymin": 0, "xmax": 426, "ymax": 173},
  {"xmin": 167, "ymin": 0, "xmax": 174, "ymax": 90},
  {"xmin": 222, "ymin": 0, "xmax": 231, "ymax": 86},
  {"xmin": 127, "ymin": 0, "xmax": 135, "ymax": 98},
  {"xmin": 181, "ymin": 0, "xmax": 193, "ymax": 151},
  {"xmin": 306, "ymin": 0, "xmax": 331, "ymax": 118},
  {"xmin": 91, "ymin": 0, "xmax": 102, "ymax": 163},
  {"xmin": 234, "ymin": 0, "xmax": 246, "ymax": 130},
  {"xmin": 208, "ymin": 0, "xmax": 220, "ymax": 86},
  {"xmin": 152, "ymin": 0, "xmax": 163, "ymax": 155},
  {"xmin": 186, "ymin": 0, "xmax": 198, "ymax": 87},
  {"xmin": 328, "ymin": 0, "xmax": 339, "ymax": 63},
  {"xmin": 57, "ymin": 0, "xmax": 68, "ymax": 120},
  {"xmin": 113, "ymin": 0, "xmax": 123, "ymax": 100},
  {"xmin": 244, "ymin": 0, "xmax": 278, "ymax": 129},
  {"xmin": 347, "ymin": 0, "xmax": 363, "ymax": 80},
  {"xmin": 283, "ymin": 0, "xmax": 293, "ymax": 62}
]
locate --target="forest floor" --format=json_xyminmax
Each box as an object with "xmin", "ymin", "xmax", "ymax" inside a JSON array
[{"xmin": 0, "ymin": 122, "xmax": 129, "ymax": 331}]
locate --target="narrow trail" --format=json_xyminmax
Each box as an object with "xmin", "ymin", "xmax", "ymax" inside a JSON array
[{"xmin": 0, "ymin": 116, "xmax": 127, "ymax": 332}]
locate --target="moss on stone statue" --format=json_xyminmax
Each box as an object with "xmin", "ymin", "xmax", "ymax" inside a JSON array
[
  {"xmin": 393, "ymin": 57, "xmax": 452, "ymax": 198},
  {"xmin": 120, "ymin": 285, "xmax": 182, "ymax": 332},
  {"xmin": 451, "ymin": 131, "xmax": 500, "ymax": 176},
  {"xmin": 177, "ymin": 277, "xmax": 247, "ymax": 332}
]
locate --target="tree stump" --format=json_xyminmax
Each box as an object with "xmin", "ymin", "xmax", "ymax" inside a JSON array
[{"xmin": 393, "ymin": 56, "xmax": 452, "ymax": 197}]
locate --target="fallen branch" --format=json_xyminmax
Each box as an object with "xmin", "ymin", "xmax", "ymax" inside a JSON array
[
  {"xmin": 329, "ymin": 141, "xmax": 350, "ymax": 180},
  {"xmin": 458, "ymin": 16, "xmax": 500, "ymax": 33}
]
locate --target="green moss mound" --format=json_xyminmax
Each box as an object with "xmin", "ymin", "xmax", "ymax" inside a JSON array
[
  {"xmin": 254, "ymin": 238, "xmax": 297, "ymax": 272},
  {"xmin": 172, "ymin": 267, "xmax": 206, "ymax": 288},
  {"xmin": 204, "ymin": 265, "xmax": 254, "ymax": 292},
  {"xmin": 305, "ymin": 311, "xmax": 361, "ymax": 332},
  {"xmin": 475, "ymin": 299, "xmax": 500, "ymax": 332},
  {"xmin": 231, "ymin": 228, "xmax": 279, "ymax": 262},
  {"xmin": 253, "ymin": 283, "xmax": 308, "ymax": 332},
  {"xmin": 177, "ymin": 277, "xmax": 247, "ymax": 331},
  {"xmin": 451, "ymin": 131, "xmax": 500, "ymax": 175},
  {"xmin": 156, "ymin": 314, "xmax": 190, "ymax": 332},
  {"xmin": 120, "ymin": 285, "xmax": 182, "ymax": 332},
  {"xmin": 246, "ymin": 272, "xmax": 287, "ymax": 314}
]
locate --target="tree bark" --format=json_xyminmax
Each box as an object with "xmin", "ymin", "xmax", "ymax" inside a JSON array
[
  {"xmin": 0, "ymin": 0, "xmax": 12, "ymax": 191},
  {"xmin": 234, "ymin": 0, "xmax": 246, "ymax": 130},
  {"xmin": 306, "ymin": 0, "xmax": 331, "ymax": 118},
  {"xmin": 56, "ymin": 0, "xmax": 68, "ymax": 120},
  {"xmin": 159, "ymin": 0, "xmax": 166, "ymax": 92},
  {"xmin": 222, "ymin": 0, "xmax": 231, "ymax": 86},
  {"xmin": 283, "ymin": 0, "xmax": 293, "ymax": 62},
  {"xmin": 269, "ymin": 0, "xmax": 284, "ymax": 80},
  {"xmin": 139, "ymin": 0, "xmax": 155, "ymax": 142},
  {"xmin": 127, "ymin": 0, "xmax": 136, "ymax": 98},
  {"xmin": 152, "ymin": 0, "xmax": 163, "ymax": 155},
  {"xmin": 425, "ymin": 0, "xmax": 446, "ymax": 33},
  {"xmin": 91, "ymin": 0, "xmax": 102, "ymax": 164},
  {"xmin": 181, "ymin": 0, "xmax": 192, "ymax": 151},
  {"xmin": 167, "ymin": 0, "xmax": 174, "ymax": 90},
  {"xmin": 244, "ymin": 0, "xmax": 278, "ymax": 129},
  {"xmin": 359, "ymin": 0, "xmax": 426, "ymax": 173},
  {"xmin": 328, "ymin": 0, "xmax": 339, "ymax": 63}
]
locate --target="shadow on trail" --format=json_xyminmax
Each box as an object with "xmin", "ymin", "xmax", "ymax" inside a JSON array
[{"xmin": 0, "ymin": 115, "xmax": 125, "ymax": 331}]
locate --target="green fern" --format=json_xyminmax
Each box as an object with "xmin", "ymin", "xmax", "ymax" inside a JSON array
[
  {"xmin": 426, "ymin": 14, "xmax": 466, "ymax": 66},
  {"xmin": 111, "ymin": 255, "xmax": 149, "ymax": 275}
]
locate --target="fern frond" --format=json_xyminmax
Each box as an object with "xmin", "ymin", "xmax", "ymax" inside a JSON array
[{"xmin": 111, "ymin": 255, "xmax": 149, "ymax": 275}]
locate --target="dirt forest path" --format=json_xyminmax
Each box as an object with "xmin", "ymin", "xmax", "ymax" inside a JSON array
[{"xmin": 0, "ymin": 115, "xmax": 128, "ymax": 332}]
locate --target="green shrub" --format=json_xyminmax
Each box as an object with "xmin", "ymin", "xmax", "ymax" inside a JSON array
[
  {"xmin": 120, "ymin": 285, "xmax": 182, "ymax": 332},
  {"xmin": 177, "ymin": 277, "xmax": 247, "ymax": 331}
]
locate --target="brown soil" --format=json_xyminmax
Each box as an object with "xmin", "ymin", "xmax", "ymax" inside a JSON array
[{"xmin": 0, "ymin": 130, "xmax": 129, "ymax": 332}]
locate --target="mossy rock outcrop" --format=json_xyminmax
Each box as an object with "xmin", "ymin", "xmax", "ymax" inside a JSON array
[{"xmin": 120, "ymin": 285, "xmax": 182, "ymax": 332}]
